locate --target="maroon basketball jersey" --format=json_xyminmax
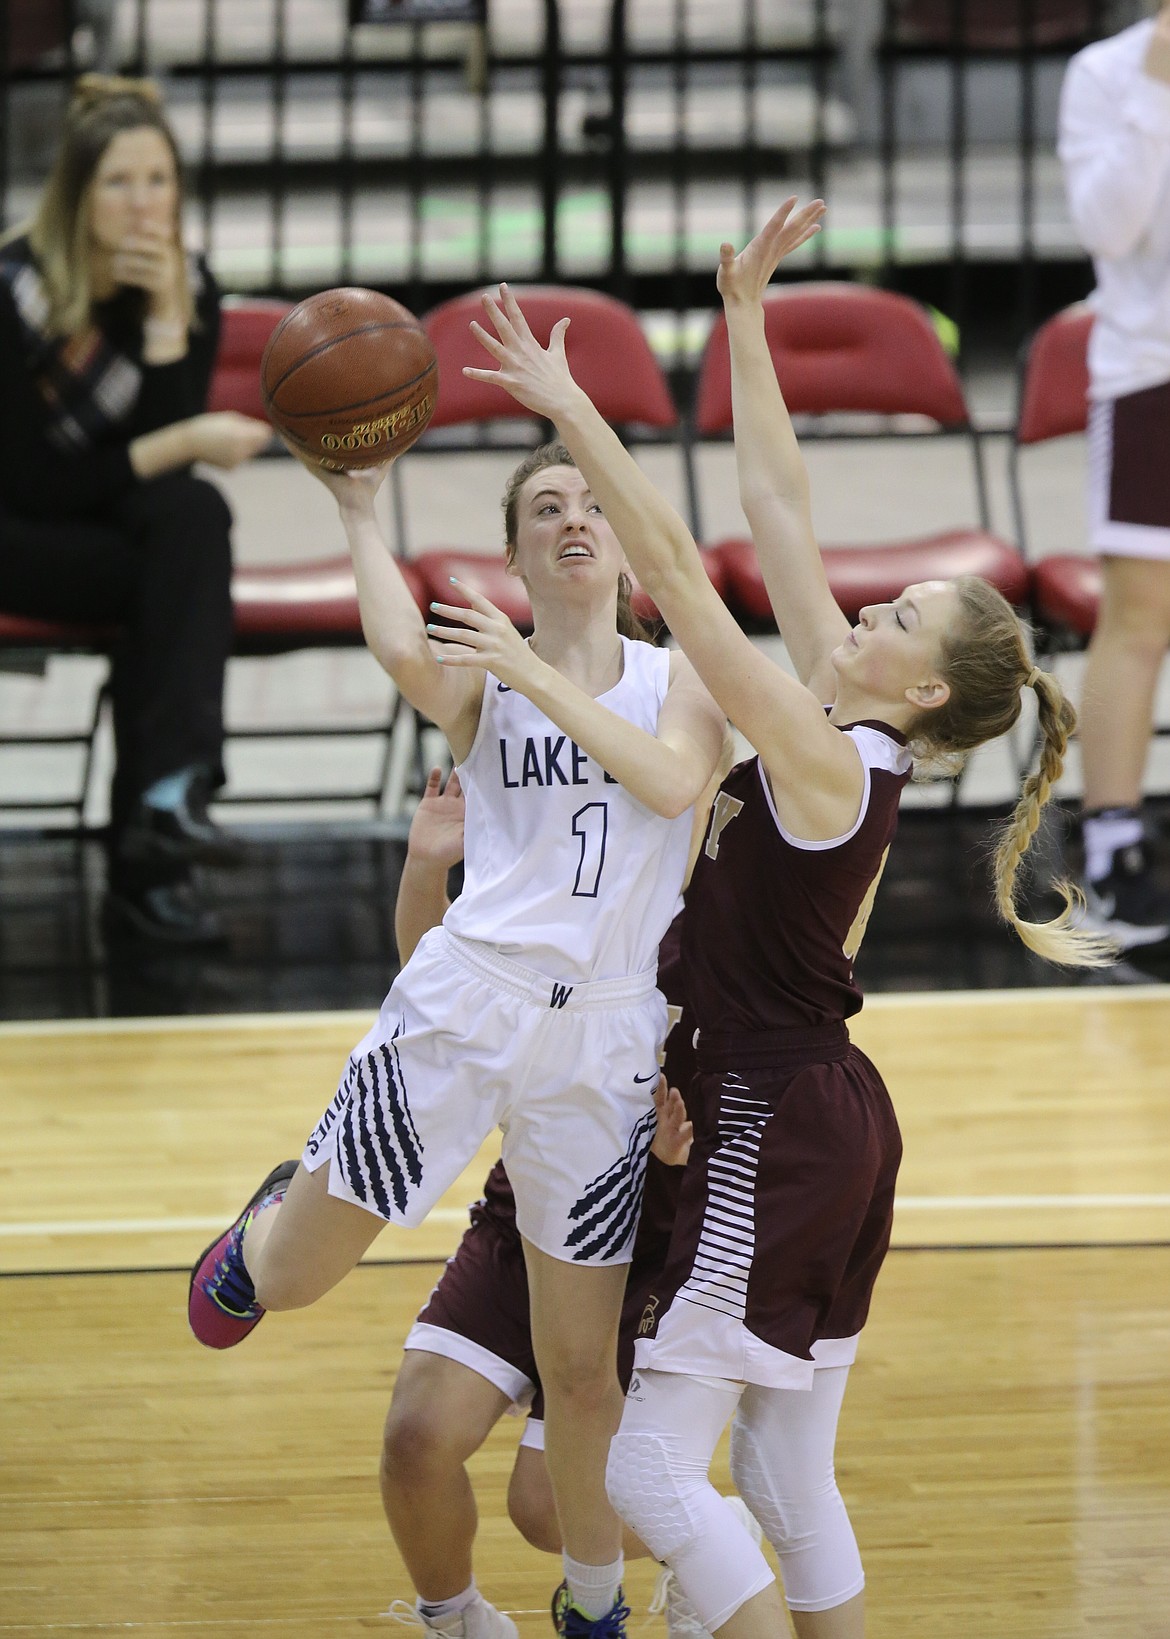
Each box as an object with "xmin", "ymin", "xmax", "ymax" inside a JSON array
[
  {"xmin": 683, "ymin": 725, "xmax": 911, "ymax": 1033},
  {"xmin": 471, "ymin": 909, "xmax": 690, "ymax": 1242}
]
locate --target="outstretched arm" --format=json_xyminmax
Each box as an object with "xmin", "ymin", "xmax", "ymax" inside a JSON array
[
  {"xmin": 717, "ymin": 197, "xmax": 850, "ymax": 697},
  {"xmin": 462, "ymin": 286, "xmax": 863, "ymax": 831},
  {"xmin": 289, "ymin": 452, "xmax": 483, "ymax": 761}
]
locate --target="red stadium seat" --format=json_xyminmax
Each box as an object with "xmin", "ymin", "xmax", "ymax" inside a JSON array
[
  {"xmin": 404, "ymin": 284, "xmax": 687, "ymax": 641},
  {"xmin": 889, "ymin": 0, "xmax": 1096, "ymax": 50},
  {"xmin": 1029, "ymin": 554, "xmax": 1100, "ymax": 639},
  {"xmin": 1007, "ymin": 305, "xmax": 1102, "ymax": 648},
  {"xmin": 424, "ymin": 285, "xmax": 678, "ymax": 435},
  {"xmin": 692, "ymin": 282, "xmax": 1027, "ymax": 626},
  {"xmin": 206, "ymin": 296, "xmax": 294, "ymax": 424}
]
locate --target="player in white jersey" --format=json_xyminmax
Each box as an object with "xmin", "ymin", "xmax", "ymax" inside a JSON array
[{"xmin": 188, "ymin": 438, "xmax": 726, "ymax": 1639}]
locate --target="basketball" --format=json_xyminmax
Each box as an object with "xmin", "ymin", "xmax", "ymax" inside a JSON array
[{"xmin": 260, "ymin": 287, "xmax": 438, "ymax": 468}]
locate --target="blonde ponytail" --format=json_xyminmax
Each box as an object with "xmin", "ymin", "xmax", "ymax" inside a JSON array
[{"xmin": 991, "ymin": 669, "xmax": 1116, "ymax": 967}]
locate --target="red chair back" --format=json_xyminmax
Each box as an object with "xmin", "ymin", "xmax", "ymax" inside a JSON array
[
  {"xmin": 891, "ymin": 0, "xmax": 1094, "ymax": 49},
  {"xmin": 694, "ymin": 283, "xmax": 970, "ymax": 435},
  {"xmin": 423, "ymin": 286, "xmax": 678, "ymax": 432},
  {"xmin": 1015, "ymin": 305, "xmax": 1092, "ymax": 446},
  {"xmin": 207, "ymin": 297, "xmax": 295, "ymax": 420}
]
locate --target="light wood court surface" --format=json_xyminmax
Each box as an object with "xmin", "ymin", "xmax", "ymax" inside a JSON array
[{"xmin": 2, "ymin": 989, "xmax": 1169, "ymax": 1636}]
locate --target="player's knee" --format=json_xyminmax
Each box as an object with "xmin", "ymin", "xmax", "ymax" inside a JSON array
[
  {"xmin": 537, "ymin": 1340, "xmax": 616, "ymax": 1413},
  {"xmin": 730, "ymin": 1415, "xmax": 844, "ymax": 1563},
  {"xmin": 507, "ymin": 1450, "xmax": 562, "ymax": 1553},
  {"xmin": 729, "ymin": 1417, "xmax": 796, "ymax": 1550},
  {"xmin": 605, "ymin": 1430, "xmax": 702, "ymax": 1561},
  {"xmin": 381, "ymin": 1397, "xmax": 457, "ymax": 1489}
]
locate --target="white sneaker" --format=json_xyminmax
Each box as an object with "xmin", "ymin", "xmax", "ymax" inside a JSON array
[
  {"xmin": 386, "ymin": 1594, "xmax": 519, "ymax": 1639},
  {"xmin": 648, "ymin": 1494, "xmax": 764, "ymax": 1639},
  {"xmin": 648, "ymin": 1570, "xmax": 706, "ymax": 1639}
]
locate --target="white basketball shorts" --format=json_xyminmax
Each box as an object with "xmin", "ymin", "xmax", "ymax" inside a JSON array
[{"xmin": 302, "ymin": 927, "xmax": 665, "ymax": 1265}]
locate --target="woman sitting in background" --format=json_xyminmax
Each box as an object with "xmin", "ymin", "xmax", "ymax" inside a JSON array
[{"xmin": 0, "ymin": 74, "xmax": 269, "ymax": 945}]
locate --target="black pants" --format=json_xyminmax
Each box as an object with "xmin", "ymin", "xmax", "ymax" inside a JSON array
[{"xmin": 0, "ymin": 472, "xmax": 234, "ymax": 842}]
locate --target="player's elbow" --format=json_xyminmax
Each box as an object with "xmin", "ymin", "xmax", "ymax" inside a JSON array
[
  {"xmin": 647, "ymin": 763, "xmax": 709, "ymax": 821},
  {"xmin": 654, "ymin": 786, "xmax": 697, "ymax": 821},
  {"xmin": 369, "ymin": 626, "xmax": 434, "ymax": 692},
  {"xmin": 635, "ymin": 556, "xmax": 706, "ymax": 632}
]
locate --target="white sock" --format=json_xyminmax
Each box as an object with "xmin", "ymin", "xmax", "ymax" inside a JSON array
[
  {"xmin": 418, "ymin": 1582, "xmax": 478, "ymax": 1626},
  {"xmin": 563, "ymin": 1554, "xmax": 624, "ymax": 1620},
  {"xmin": 1084, "ymin": 807, "xmax": 1143, "ymax": 883}
]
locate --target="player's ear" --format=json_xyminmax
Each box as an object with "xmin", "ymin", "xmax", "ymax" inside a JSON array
[{"xmin": 905, "ymin": 676, "xmax": 949, "ymax": 711}]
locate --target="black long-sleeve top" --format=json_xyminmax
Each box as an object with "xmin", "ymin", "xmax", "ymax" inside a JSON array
[{"xmin": 0, "ymin": 236, "xmax": 221, "ymax": 522}]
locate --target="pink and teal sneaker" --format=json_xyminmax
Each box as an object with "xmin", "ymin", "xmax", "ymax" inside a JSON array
[{"xmin": 188, "ymin": 1160, "xmax": 297, "ymax": 1349}]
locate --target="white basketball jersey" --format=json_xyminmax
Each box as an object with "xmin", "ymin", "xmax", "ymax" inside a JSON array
[{"xmin": 443, "ymin": 638, "xmax": 692, "ymax": 983}]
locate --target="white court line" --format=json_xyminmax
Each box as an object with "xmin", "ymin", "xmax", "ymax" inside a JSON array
[
  {"xmin": 0, "ymin": 1009, "xmax": 375, "ymax": 1037},
  {"xmin": 1, "ymin": 985, "xmax": 1169, "ymax": 1037},
  {"xmin": 893, "ymin": 1193, "xmax": 1170, "ymax": 1211},
  {"xmin": 2, "ymin": 1195, "xmax": 1168, "ymax": 1239},
  {"xmin": 0, "ymin": 1207, "xmax": 471, "ymax": 1239}
]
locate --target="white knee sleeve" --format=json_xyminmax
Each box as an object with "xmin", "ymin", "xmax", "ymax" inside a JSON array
[
  {"xmin": 606, "ymin": 1428, "xmax": 706, "ymax": 1562},
  {"xmin": 607, "ymin": 1371, "xmax": 775, "ymax": 1633},
  {"xmin": 730, "ymin": 1370, "xmax": 864, "ymax": 1614}
]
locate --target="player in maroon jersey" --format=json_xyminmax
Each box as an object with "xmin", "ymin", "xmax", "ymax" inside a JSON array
[
  {"xmin": 380, "ymin": 757, "xmax": 742, "ymax": 1639},
  {"xmin": 463, "ymin": 201, "xmax": 1112, "ymax": 1639}
]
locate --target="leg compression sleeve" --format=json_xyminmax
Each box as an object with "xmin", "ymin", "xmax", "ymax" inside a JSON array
[
  {"xmin": 606, "ymin": 1370, "xmax": 774, "ymax": 1632},
  {"xmin": 729, "ymin": 1368, "xmax": 864, "ymax": 1613}
]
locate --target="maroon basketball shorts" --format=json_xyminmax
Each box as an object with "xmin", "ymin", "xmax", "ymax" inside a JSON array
[
  {"xmin": 634, "ymin": 1031, "xmax": 902, "ymax": 1390},
  {"xmin": 402, "ymin": 1203, "xmax": 671, "ymax": 1441},
  {"xmin": 404, "ymin": 1208, "xmax": 540, "ymax": 1412},
  {"xmin": 1088, "ymin": 379, "xmax": 1170, "ymax": 561}
]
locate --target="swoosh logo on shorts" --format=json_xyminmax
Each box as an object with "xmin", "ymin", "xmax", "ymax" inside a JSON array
[
  {"xmin": 497, "ymin": 682, "xmax": 512, "ymax": 693},
  {"xmin": 633, "ymin": 1069, "xmax": 660, "ymax": 1084}
]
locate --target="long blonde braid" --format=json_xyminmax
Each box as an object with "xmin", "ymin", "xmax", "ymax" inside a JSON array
[
  {"xmin": 908, "ymin": 577, "xmax": 1115, "ymax": 969},
  {"xmin": 991, "ymin": 668, "xmax": 1115, "ymax": 967}
]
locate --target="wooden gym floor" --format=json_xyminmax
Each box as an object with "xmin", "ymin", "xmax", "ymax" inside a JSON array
[{"xmin": 2, "ymin": 988, "xmax": 1169, "ymax": 1637}]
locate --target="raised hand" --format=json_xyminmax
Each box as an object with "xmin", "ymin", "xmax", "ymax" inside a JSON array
[
  {"xmin": 112, "ymin": 226, "xmax": 185, "ymax": 313},
  {"xmin": 463, "ymin": 284, "xmax": 580, "ymax": 423},
  {"xmin": 406, "ymin": 767, "xmax": 466, "ymax": 870},
  {"xmin": 278, "ymin": 433, "xmax": 393, "ymax": 511},
  {"xmin": 716, "ymin": 196, "xmax": 826, "ymax": 309},
  {"xmin": 650, "ymin": 1075, "xmax": 693, "ymax": 1167},
  {"xmin": 426, "ymin": 578, "xmax": 541, "ymax": 692}
]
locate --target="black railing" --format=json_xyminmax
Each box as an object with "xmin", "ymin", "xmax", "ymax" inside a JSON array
[{"xmin": 0, "ymin": 0, "xmax": 1135, "ymax": 354}]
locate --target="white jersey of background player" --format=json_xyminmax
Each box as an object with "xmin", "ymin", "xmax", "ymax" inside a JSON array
[{"xmin": 188, "ymin": 431, "xmax": 726, "ymax": 1639}]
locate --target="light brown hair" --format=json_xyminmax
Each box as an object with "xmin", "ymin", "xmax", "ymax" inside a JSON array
[
  {"xmin": 907, "ymin": 575, "xmax": 1113, "ymax": 967},
  {"xmin": 21, "ymin": 74, "xmax": 191, "ymax": 338},
  {"xmin": 502, "ymin": 442, "xmax": 657, "ymax": 644}
]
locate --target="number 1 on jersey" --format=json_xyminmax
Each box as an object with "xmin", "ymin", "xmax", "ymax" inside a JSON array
[{"xmin": 571, "ymin": 802, "xmax": 609, "ymax": 897}]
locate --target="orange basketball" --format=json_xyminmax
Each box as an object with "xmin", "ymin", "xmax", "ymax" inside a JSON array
[{"xmin": 260, "ymin": 287, "xmax": 438, "ymax": 468}]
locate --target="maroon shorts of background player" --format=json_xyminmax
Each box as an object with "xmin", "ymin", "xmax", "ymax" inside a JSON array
[
  {"xmin": 642, "ymin": 1027, "xmax": 902, "ymax": 1365},
  {"xmin": 1108, "ymin": 378, "xmax": 1170, "ymax": 529},
  {"xmin": 411, "ymin": 1161, "xmax": 538, "ymax": 1392},
  {"xmin": 414, "ymin": 1153, "xmax": 682, "ymax": 1419}
]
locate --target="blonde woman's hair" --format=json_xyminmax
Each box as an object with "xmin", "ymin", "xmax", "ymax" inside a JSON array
[
  {"xmin": 908, "ymin": 575, "xmax": 1115, "ymax": 968},
  {"xmin": 502, "ymin": 441, "xmax": 658, "ymax": 644},
  {"xmin": 22, "ymin": 74, "xmax": 191, "ymax": 338}
]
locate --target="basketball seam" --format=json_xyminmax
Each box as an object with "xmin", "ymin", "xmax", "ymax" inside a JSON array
[
  {"xmin": 263, "ymin": 321, "xmax": 433, "ymax": 402},
  {"xmin": 268, "ymin": 360, "xmax": 438, "ymax": 420}
]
